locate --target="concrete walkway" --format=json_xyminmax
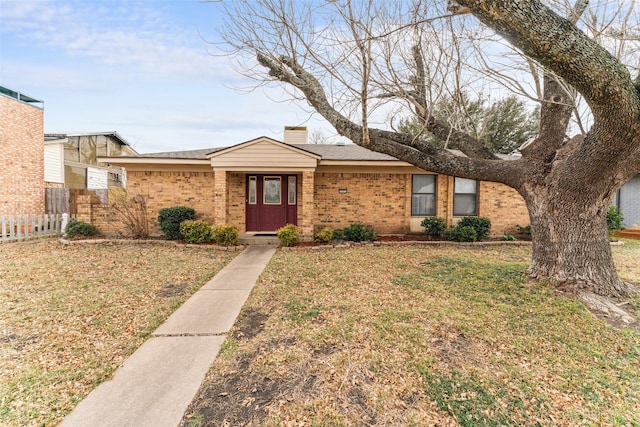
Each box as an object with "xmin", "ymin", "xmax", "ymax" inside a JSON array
[{"xmin": 60, "ymin": 245, "xmax": 276, "ymax": 427}]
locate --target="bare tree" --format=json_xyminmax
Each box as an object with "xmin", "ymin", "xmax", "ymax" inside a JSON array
[
  {"xmin": 110, "ymin": 190, "xmax": 149, "ymax": 239},
  {"xmin": 308, "ymin": 128, "xmax": 331, "ymax": 144},
  {"xmin": 213, "ymin": 1, "xmax": 640, "ymax": 308}
]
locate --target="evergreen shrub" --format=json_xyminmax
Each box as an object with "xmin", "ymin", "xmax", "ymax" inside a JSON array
[
  {"xmin": 179, "ymin": 220, "xmax": 214, "ymax": 244},
  {"xmin": 65, "ymin": 221, "xmax": 97, "ymax": 238},
  {"xmin": 157, "ymin": 206, "xmax": 195, "ymax": 240},
  {"xmin": 213, "ymin": 224, "xmax": 240, "ymax": 246},
  {"xmin": 277, "ymin": 224, "xmax": 301, "ymax": 247},
  {"xmin": 421, "ymin": 217, "xmax": 447, "ymax": 238},
  {"xmin": 447, "ymin": 225, "xmax": 477, "ymax": 242},
  {"xmin": 342, "ymin": 223, "xmax": 376, "ymax": 242},
  {"xmin": 606, "ymin": 205, "xmax": 624, "ymax": 232},
  {"xmin": 457, "ymin": 216, "xmax": 491, "ymax": 241},
  {"xmin": 315, "ymin": 227, "xmax": 334, "ymax": 244}
]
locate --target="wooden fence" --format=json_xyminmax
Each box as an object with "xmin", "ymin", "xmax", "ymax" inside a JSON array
[
  {"xmin": 0, "ymin": 213, "xmax": 74, "ymax": 243},
  {"xmin": 45, "ymin": 188, "xmax": 109, "ymax": 214}
]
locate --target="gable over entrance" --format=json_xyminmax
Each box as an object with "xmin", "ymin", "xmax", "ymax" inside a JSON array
[
  {"xmin": 208, "ymin": 137, "xmax": 319, "ymax": 233},
  {"xmin": 208, "ymin": 137, "xmax": 319, "ymax": 172}
]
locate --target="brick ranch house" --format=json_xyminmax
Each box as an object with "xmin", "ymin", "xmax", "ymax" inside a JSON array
[{"xmin": 99, "ymin": 127, "xmax": 530, "ymax": 238}]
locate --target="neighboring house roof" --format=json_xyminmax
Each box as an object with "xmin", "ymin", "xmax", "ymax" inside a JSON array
[
  {"xmin": 44, "ymin": 131, "xmax": 138, "ymax": 154},
  {"xmin": 134, "ymin": 147, "xmax": 227, "ymax": 159},
  {"xmin": 0, "ymin": 86, "xmax": 43, "ymax": 107}
]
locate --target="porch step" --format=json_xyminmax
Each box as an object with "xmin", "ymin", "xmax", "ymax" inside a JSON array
[
  {"xmin": 240, "ymin": 234, "xmax": 280, "ymax": 245},
  {"xmin": 614, "ymin": 229, "xmax": 640, "ymax": 240}
]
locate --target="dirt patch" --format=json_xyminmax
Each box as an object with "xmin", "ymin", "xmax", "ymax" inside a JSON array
[
  {"xmin": 156, "ymin": 283, "xmax": 190, "ymax": 297},
  {"xmin": 0, "ymin": 332, "xmax": 40, "ymax": 351},
  {"xmin": 182, "ymin": 336, "xmax": 299, "ymax": 427},
  {"xmin": 429, "ymin": 327, "xmax": 477, "ymax": 369},
  {"xmin": 182, "ymin": 370, "xmax": 285, "ymax": 426},
  {"xmin": 181, "ymin": 341, "xmax": 379, "ymax": 427},
  {"xmin": 233, "ymin": 308, "xmax": 269, "ymax": 341}
]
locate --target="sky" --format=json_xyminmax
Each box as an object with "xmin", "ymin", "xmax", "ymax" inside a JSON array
[{"xmin": 0, "ymin": 0, "xmax": 338, "ymax": 153}]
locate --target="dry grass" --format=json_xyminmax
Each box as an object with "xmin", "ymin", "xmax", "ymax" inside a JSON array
[
  {"xmin": 184, "ymin": 242, "xmax": 640, "ymax": 426},
  {"xmin": 0, "ymin": 239, "xmax": 236, "ymax": 426}
]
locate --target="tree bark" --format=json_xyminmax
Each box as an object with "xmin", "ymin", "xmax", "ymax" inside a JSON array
[{"xmin": 523, "ymin": 185, "xmax": 629, "ymax": 297}]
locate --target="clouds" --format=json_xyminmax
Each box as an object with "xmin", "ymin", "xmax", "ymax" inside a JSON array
[
  {"xmin": 2, "ymin": 0, "xmax": 228, "ymax": 82},
  {"xmin": 1, "ymin": 0, "xmax": 331, "ymax": 152}
]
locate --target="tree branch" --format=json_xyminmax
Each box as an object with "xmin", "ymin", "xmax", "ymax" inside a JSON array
[
  {"xmin": 257, "ymin": 52, "xmax": 524, "ymax": 186},
  {"xmin": 410, "ymin": 43, "xmax": 498, "ymax": 161},
  {"xmin": 458, "ymin": 0, "xmax": 638, "ymax": 120}
]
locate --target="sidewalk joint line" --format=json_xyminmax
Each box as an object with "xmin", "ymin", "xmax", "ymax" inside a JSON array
[{"xmin": 151, "ymin": 332, "xmax": 228, "ymax": 338}]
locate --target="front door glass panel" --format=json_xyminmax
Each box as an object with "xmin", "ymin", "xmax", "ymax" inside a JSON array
[{"xmin": 264, "ymin": 177, "xmax": 281, "ymax": 205}]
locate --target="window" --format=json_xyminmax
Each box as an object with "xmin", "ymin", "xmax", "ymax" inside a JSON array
[
  {"xmin": 454, "ymin": 177, "xmax": 478, "ymax": 216},
  {"xmin": 411, "ymin": 175, "xmax": 436, "ymax": 216},
  {"xmin": 248, "ymin": 176, "xmax": 257, "ymax": 204},
  {"xmin": 288, "ymin": 176, "xmax": 297, "ymax": 205},
  {"xmin": 263, "ymin": 177, "xmax": 281, "ymax": 204}
]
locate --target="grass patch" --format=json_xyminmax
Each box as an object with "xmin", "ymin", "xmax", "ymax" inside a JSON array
[
  {"xmin": 0, "ymin": 240, "xmax": 236, "ymax": 426},
  {"xmin": 183, "ymin": 243, "xmax": 640, "ymax": 426}
]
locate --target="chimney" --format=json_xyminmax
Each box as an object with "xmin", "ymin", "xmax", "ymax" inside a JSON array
[{"xmin": 284, "ymin": 126, "xmax": 308, "ymax": 144}]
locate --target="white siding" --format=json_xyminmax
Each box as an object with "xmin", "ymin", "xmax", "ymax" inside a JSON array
[
  {"xmin": 44, "ymin": 142, "xmax": 64, "ymax": 183},
  {"xmin": 87, "ymin": 167, "xmax": 109, "ymax": 189}
]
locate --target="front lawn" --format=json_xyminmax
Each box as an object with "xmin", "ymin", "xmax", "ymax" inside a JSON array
[
  {"xmin": 0, "ymin": 240, "xmax": 236, "ymax": 426},
  {"xmin": 183, "ymin": 241, "xmax": 640, "ymax": 426}
]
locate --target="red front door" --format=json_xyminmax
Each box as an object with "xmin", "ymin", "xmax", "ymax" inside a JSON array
[{"xmin": 246, "ymin": 175, "xmax": 297, "ymax": 232}]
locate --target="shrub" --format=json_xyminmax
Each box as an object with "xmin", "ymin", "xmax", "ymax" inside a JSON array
[
  {"xmin": 213, "ymin": 224, "xmax": 240, "ymax": 247},
  {"xmin": 503, "ymin": 234, "xmax": 516, "ymax": 241},
  {"xmin": 180, "ymin": 220, "xmax": 214, "ymax": 244},
  {"xmin": 342, "ymin": 223, "xmax": 376, "ymax": 242},
  {"xmin": 457, "ymin": 216, "xmax": 491, "ymax": 241},
  {"xmin": 606, "ymin": 205, "xmax": 624, "ymax": 231},
  {"xmin": 516, "ymin": 224, "xmax": 532, "ymax": 237},
  {"xmin": 332, "ymin": 229, "xmax": 345, "ymax": 241},
  {"xmin": 315, "ymin": 227, "xmax": 333, "ymax": 244},
  {"xmin": 65, "ymin": 221, "xmax": 97, "ymax": 239},
  {"xmin": 447, "ymin": 225, "xmax": 477, "ymax": 242},
  {"xmin": 110, "ymin": 191, "xmax": 149, "ymax": 239},
  {"xmin": 277, "ymin": 224, "xmax": 301, "ymax": 247},
  {"xmin": 157, "ymin": 206, "xmax": 195, "ymax": 240},
  {"xmin": 421, "ymin": 217, "xmax": 447, "ymax": 238}
]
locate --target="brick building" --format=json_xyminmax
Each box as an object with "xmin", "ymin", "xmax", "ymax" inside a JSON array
[
  {"xmin": 0, "ymin": 87, "xmax": 45, "ymax": 215},
  {"xmin": 101, "ymin": 127, "xmax": 531, "ymax": 238}
]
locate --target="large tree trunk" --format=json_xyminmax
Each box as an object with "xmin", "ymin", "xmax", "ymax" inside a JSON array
[{"xmin": 524, "ymin": 188, "xmax": 629, "ymax": 298}]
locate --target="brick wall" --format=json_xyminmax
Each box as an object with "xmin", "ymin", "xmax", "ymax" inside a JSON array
[
  {"xmin": 0, "ymin": 94, "xmax": 44, "ymax": 214},
  {"xmin": 126, "ymin": 170, "xmax": 216, "ymax": 235},
  {"xmin": 477, "ymin": 181, "xmax": 530, "ymax": 235},
  {"xmin": 77, "ymin": 167, "xmax": 529, "ymax": 238},
  {"xmin": 314, "ymin": 172, "xmax": 409, "ymax": 234},
  {"xmin": 227, "ymin": 173, "xmax": 245, "ymax": 231}
]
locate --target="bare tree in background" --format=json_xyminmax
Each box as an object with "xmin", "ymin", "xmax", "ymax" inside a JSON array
[
  {"xmin": 308, "ymin": 128, "xmax": 331, "ymax": 144},
  {"xmin": 212, "ymin": 0, "xmax": 640, "ymax": 312}
]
